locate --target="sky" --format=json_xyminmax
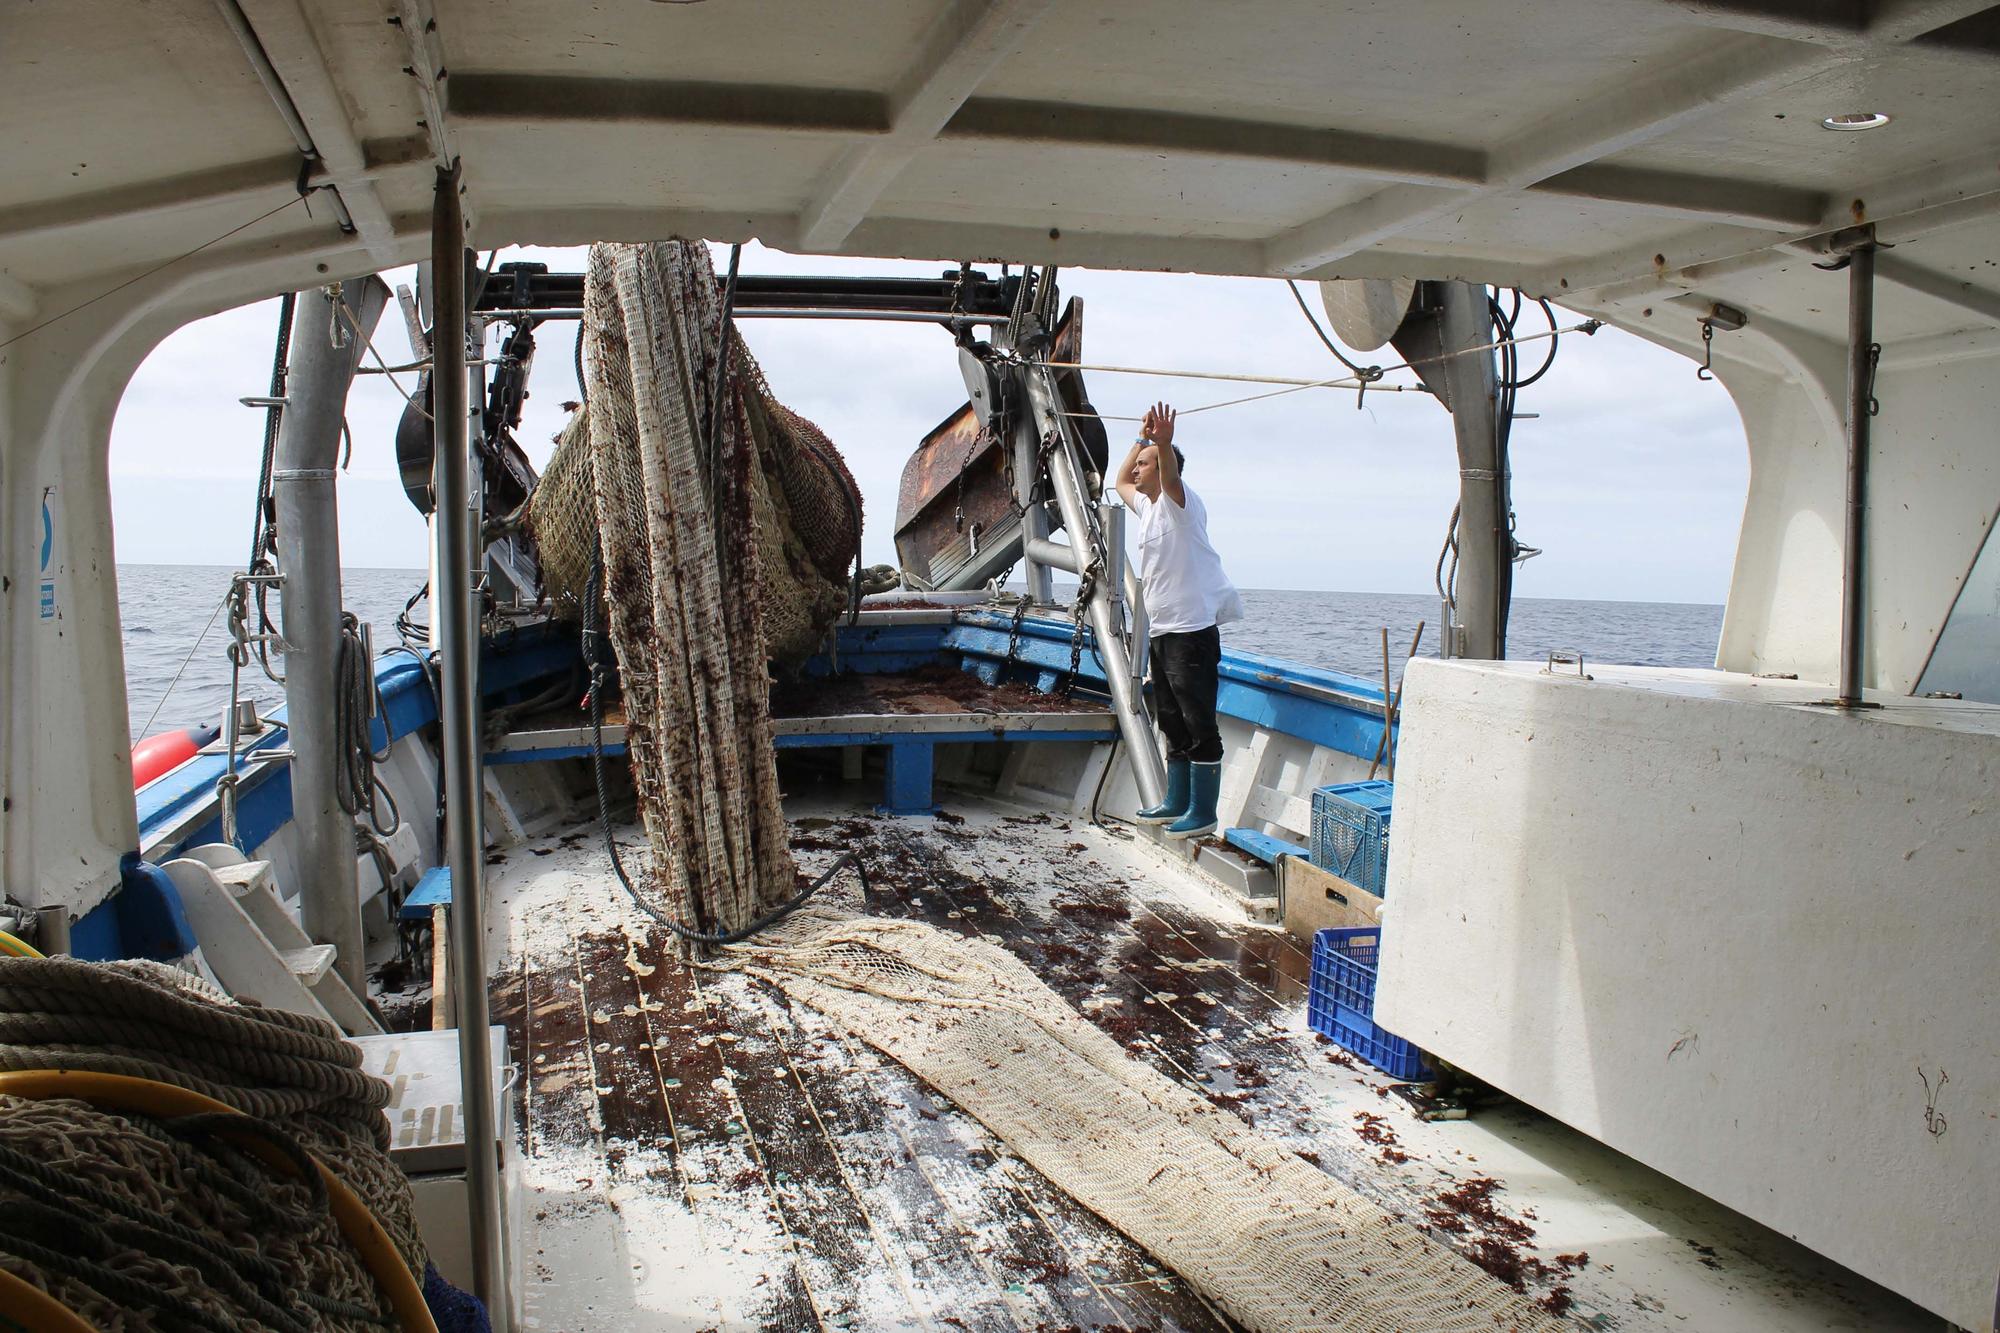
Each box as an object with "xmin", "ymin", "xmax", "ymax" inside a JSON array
[{"xmin": 110, "ymin": 242, "xmax": 1749, "ymax": 604}]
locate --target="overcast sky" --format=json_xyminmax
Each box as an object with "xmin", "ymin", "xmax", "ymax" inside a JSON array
[{"xmin": 111, "ymin": 242, "xmax": 1747, "ymax": 604}]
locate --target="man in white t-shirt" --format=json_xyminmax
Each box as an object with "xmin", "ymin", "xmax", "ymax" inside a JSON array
[{"xmin": 1114, "ymin": 402, "xmax": 1243, "ymax": 839}]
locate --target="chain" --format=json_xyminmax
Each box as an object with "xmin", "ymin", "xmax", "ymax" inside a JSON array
[
  {"xmin": 1059, "ymin": 563, "xmax": 1096, "ymax": 699},
  {"xmin": 1005, "ymin": 594, "xmax": 1031, "ymax": 668},
  {"xmin": 952, "ymin": 426, "xmax": 988, "ymax": 533},
  {"xmin": 998, "ymin": 412, "xmax": 1017, "ymax": 499}
]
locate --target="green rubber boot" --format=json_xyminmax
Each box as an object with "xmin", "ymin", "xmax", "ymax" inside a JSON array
[
  {"xmin": 1165, "ymin": 761, "xmax": 1222, "ymax": 840},
  {"xmin": 1136, "ymin": 759, "xmax": 1191, "ymax": 825}
]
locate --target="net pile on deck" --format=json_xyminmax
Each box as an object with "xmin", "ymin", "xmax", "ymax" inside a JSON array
[
  {"xmin": 718, "ymin": 913, "xmax": 1564, "ymax": 1333},
  {"xmin": 528, "ymin": 240, "xmax": 862, "ymax": 940},
  {"xmin": 0, "ymin": 956, "xmax": 424, "ymax": 1329}
]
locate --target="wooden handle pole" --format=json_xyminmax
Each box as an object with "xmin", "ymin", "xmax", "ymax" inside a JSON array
[{"xmin": 1368, "ymin": 627, "xmax": 1393, "ymax": 780}]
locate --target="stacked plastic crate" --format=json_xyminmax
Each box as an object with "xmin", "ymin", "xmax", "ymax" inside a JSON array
[
  {"xmin": 1305, "ymin": 781, "xmax": 1431, "ymax": 1080},
  {"xmin": 1309, "ymin": 779, "xmax": 1393, "ymax": 895}
]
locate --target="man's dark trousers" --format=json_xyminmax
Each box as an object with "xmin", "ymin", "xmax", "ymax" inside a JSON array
[{"xmin": 1149, "ymin": 625, "xmax": 1222, "ymax": 763}]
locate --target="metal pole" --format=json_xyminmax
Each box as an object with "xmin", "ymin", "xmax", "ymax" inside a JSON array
[
  {"xmin": 432, "ymin": 163, "xmax": 508, "ymax": 1330},
  {"xmin": 1437, "ymin": 282, "xmax": 1504, "ymax": 660},
  {"xmin": 274, "ymin": 278, "xmax": 386, "ymax": 996},
  {"xmin": 1099, "ymin": 501, "xmax": 1126, "ymax": 625},
  {"xmin": 34, "ymin": 906, "xmax": 69, "ymax": 957},
  {"xmin": 1102, "ymin": 502, "xmax": 1151, "ymax": 702},
  {"xmin": 1021, "ymin": 373, "xmax": 1167, "ymax": 807},
  {"xmin": 1837, "ymin": 238, "xmax": 1876, "ymax": 707},
  {"xmin": 1042, "ymin": 444, "xmax": 1167, "ymax": 806}
]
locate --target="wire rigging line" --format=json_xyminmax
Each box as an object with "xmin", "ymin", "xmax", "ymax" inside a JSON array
[
  {"xmin": 1041, "ymin": 311, "xmax": 1595, "ymax": 422},
  {"xmin": 0, "ymin": 196, "xmax": 307, "ymax": 353},
  {"xmin": 137, "ymin": 592, "xmax": 232, "ymax": 740},
  {"xmin": 334, "ymin": 296, "xmax": 425, "ymax": 417}
]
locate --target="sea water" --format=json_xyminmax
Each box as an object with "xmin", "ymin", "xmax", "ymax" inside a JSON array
[{"xmin": 118, "ymin": 565, "xmax": 1723, "ymax": 742}]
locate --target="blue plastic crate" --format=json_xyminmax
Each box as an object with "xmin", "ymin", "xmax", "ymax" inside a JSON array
[
  {"xmin": 1309, "ymin": 780, "xmax": 1394, "ymax": 895},
  {"xmin": 1306, "ymin": 926, "xmax": 1432, "ymax": 1082}
]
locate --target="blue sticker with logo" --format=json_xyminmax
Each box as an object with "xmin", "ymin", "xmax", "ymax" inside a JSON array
[{"xmin": 38, "ymin": 488, "xmax": 55, "ymax": 620}]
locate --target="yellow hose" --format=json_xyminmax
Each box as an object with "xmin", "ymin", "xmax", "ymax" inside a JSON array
[
  {"xmin": 0, "ymin": 1069, "xmax": 438, "ymax": 1333},
  {"xmin": 0, "ymin": 928, "xmax": 44, "ymax": 958},
  {"xmin": 0, "ymin": 1266, "xmax": 97, "ymax": 1333}
]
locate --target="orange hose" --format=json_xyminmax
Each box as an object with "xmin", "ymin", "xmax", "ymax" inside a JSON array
[
  {"xmin": 0, "ymin": 1069, "xmax": 438, "ymax": 1333},
  {"xmin": 0, "ymin": 1266, "xmax": 98, "ymax": 1333}
]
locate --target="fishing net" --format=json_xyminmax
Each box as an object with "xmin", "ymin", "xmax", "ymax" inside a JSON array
[
  {"xmin": 718, "ymin": 914, "xmax": 1563, "ymax": 1333},
  {"xmin": 528, "ymin": 240, "xmax": 861, "ymax": 937},
  {"xmin": 0, "ymin": 956, "xmax": 424, "ymax": 1329}
]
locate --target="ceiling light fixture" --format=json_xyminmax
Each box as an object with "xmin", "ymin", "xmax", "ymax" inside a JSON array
[{"xmin": 1821, "ymin": 112, "xmax": 1892, "ymax": 131}]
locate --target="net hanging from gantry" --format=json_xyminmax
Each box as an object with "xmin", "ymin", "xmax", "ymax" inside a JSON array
[{"xmin": 528, "ymin": 240, "xmax": 862, "ymax": 939}]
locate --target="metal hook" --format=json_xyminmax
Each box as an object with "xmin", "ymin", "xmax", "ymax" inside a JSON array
[
  {"xmin": 1696, "ymin": 319, "xmax": 1716, "ymax": 380},
  {"xmin": 1866, "ymin": 342, "xmax": 1882, "ymax": 417}
]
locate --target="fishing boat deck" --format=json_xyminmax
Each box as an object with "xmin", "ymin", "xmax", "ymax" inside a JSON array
[{"xmin": 484, "ymin": 795, "xmax": 1931, "ymax": 1332}]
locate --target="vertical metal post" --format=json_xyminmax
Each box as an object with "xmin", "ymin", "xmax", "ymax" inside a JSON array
[
  {"xmin": 1837, "ymin": 238, "xmax": 1876, "ymax": 708},
  {"xmin": 1102, "ymin": 501, "xmax": 1149, "ymax": 694},
  {"xmin": 273, "ymin": 278, "xmax": 386, "ymax": 995},
  {"xmin": 1098, "ymin": 501, "xmax": 1125, "ymax": 617},
  {"xmin": 1437, "ymin": 282, "xmax": 1504, "ymax": 660},
  {"xmin": 432, "ymin": 163, "xmax": 508, "ymax": 1331},
  {"xmin": 1121, "ymin": 555, "xmax": 1151, "ymax": 692}
]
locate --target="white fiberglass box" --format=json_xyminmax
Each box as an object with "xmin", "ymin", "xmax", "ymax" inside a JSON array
[
  {"xmin": 1374, "ymin": 660, "xmax": 1999, "ymax": 1332},
  {"xmin": 351, "ymin": 1025, "xmax": 523, "ymax": 1327}
]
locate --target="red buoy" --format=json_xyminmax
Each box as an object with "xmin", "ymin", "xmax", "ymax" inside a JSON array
[{"xmin": 132, "ymin": 724, "xmax": 221, "ymax": 789}]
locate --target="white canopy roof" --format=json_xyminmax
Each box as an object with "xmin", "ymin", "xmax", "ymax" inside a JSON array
[{"xmin": 4, "ymin": 0, "xmax": 1997, "ymax": 354}]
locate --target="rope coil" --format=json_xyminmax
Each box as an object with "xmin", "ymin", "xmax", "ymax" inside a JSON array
[{"xmin": 0, "ymin": 960, "xmax": 433, "ymax": 1329}]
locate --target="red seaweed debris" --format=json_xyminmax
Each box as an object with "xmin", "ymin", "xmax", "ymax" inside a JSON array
[
  {"xmin": 1422, "ymin": 1177, "xmax": 1535, "ymax": 1244},
  {"xmin": 1414, "ymin": 1175, "xmax": 1587, "ymax": 1299},
  {"xmin": 1352, "ymin": 1111, "xmax": 1410, "ymax": 1164}
]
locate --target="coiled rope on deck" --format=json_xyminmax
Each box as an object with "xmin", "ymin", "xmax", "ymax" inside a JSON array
[
  {"xmin": 0, "ymin": 956, "xmax": 431, "ymax": 1328},
  {"xmin": 0, "ymin": 957, "xmax": 390, "ymax": 1136}
]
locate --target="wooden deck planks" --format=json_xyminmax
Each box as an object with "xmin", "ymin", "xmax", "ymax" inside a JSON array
[
  {"xmin": 856, "ymin": 1051, "xmax": 1139, "ymax": 1332},
  {"xmin": 693, "ymin": 972, "xmax": 928, "ymax": 1331},
  {"xmin": 745, "ymin": 994, "xmax": 1032, "ymax": 1333},
  {"xmin": 514, "ymin": 812, "xmax": 1341, "ymax": 1332},
  {"xmin": 851, "ymin": 824, "xmax": 1245, "ymax": 1332},
  {"xmin": 637, "ymin": 936, "xmax": 825, "ymax": 1330},
  {"xmin": 519, "ymin": 939, "xmax": 596, "ymax": 1160}
]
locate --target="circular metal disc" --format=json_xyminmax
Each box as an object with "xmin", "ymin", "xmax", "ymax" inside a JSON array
[{"xmin": 1317, "ymin": 277, "xmax": 1416, "ymax": 352}]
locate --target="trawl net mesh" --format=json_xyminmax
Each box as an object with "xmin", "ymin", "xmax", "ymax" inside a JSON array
[
  {"xmin": 527, "ymin": 240, "xmax": 862, "ymax": 936},
  {"xmin": 719, "ymin": 914, "xmax": 1564, "ymax": 1333}
]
